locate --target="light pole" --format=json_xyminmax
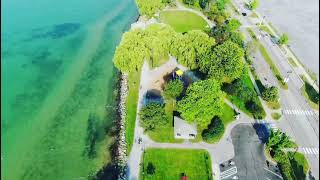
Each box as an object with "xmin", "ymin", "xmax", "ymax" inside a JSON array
[{"xmin": 284, "ymin": 70, "xmax": 292, "ymax": 83}]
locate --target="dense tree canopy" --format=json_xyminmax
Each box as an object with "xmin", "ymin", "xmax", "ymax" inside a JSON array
[
  {"xmin": 135, "ymin": 0, "xmax": 168, "ymax": 18},
  {"xmin": 215, "ymin": 0, "xmax": 230, "ymax": 11},
  {"xmin": 177, "ymin": 79, "xmax": 224, "ymax": 127},
  {"xmin": 113, "ymin": 24, "xmax": 176, "ymax": 72},
  {"xmin": 202, "ymin": 117, "xmax": 225, "ymax": 142},
  {"xmin": 199, "ymin": 40, "xmax": 244, "ymax": 82},
  {"xmin": 170, "ymin": 30, "xmax": 216, "ymax": 69},
  {"xmin": 139, "ymin": 103, "xmax": 168, "ymax": 130},
  {"xmin": 199, "ymin": 0, "xmax": 209, "ymax": 9},
  {"xmin": 267, "ymin": 130, "xmax": 294, "ymax": 153},
  {"xmin": 262, "ymin": 86, "xmax": 279, "ymax": 102},
  {"xmin": 163, "ymin": 79, "xmax": 184, "ymax": 99}
]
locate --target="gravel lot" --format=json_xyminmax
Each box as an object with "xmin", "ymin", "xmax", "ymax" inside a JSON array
[{"xmin": 257, "ymin": 0, "xmax": 319, "ymax": 77}]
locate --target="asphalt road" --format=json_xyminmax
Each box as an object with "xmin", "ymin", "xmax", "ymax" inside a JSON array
[
  {"xmin": 229, "ymin": 2, "xmax": 319, "ymax": 178},
  {"xmin": 228, "ymin": 124, "xmax": 282, "ymax": 180}
]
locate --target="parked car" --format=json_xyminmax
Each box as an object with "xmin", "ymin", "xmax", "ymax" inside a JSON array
[{"xmin": 242, "ymin": 12, "xmax": 247, "ymax": 16}]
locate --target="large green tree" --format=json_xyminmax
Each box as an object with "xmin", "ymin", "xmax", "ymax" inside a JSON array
[
  {"xmin": 199, "ymin": 40, "xmax": 244, "ymax": 82},
  {"xmin": 163, "ymin": 79, "xmax": 184, "ymax": 99},
  {"xmin": 202, "ymin": 116, "xmax": 225, "ymax": 143},
  {"xmin": 135, "ymin": 0, "xmax": 168, "ymax": 18},
  {"xmin": 139, "ymin": 103, "xmax": 168, "ymax": 130},
  {"xmin": 170, "ymin": 30, "xmax": 216, "ymax": 69},
  {"xmin": 113, "ymin": 24, "xmax": 176, "ymax": 72},
  {"xmin": 267, "ymin": 130, "xmax": 294, "ymax": 153},
  {"xmin": 177, "ymin": 79, "xmax": 224, "ymax": 127}
]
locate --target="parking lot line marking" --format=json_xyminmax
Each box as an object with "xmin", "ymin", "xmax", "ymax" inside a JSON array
[
  {"xmin": 220, "ymin": 166, "xmax": 237, "ymax": 179},
  {"xmin": 264, "ymin": 167, "xmax": 283, "ymax": 179}
]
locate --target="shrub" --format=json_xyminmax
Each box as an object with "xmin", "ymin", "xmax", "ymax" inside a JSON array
[
  {"xmin": 164, "ymin": 79, "xmax": 184, "ymax": 99},
  {"xmin": 262, "ymin": 86, "xmax": 279, "ymax": 102},
  {"xmin": 146, "ymin": 162, "xmax": 156, "ymax": 175},
  {"xmin": 202, "ymin": 117, "xmax": 225, "ymax": 143},
  {"xmin": 139, "ymin": 103, "xmax": 168, "ymax": 130},
  {"xmin": 271, "ymin": 112, "xmax": 281, "ymax": 120},
  {"xmin": 278, "ymin": 33, "xmax": 289, "ymax": 45}
]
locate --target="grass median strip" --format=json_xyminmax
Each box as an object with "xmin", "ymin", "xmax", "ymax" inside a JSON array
[{"xmin": 247, "ymin": 28, "xmax": 288, "ymax": 89}]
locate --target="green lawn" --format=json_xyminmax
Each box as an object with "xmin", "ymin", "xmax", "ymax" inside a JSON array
[
  {"xmin": 220, "ymin": 103, "xmax": 236, "ymax": 126},
  {"xmin": 159, "ymin": 10, "xmax": 209, "ymax": 33},
  {"xmin": 147, "ymin": 98, "xmax": 183, "ymax": 143},
  {"xmin": 247, "ymin": 28, "xmax": 288, "ymax": 89},
  {"xmin": 140, "ymin": 148, "xmax": 213, "ymax": 180},
  {"xmin": 125, "ymin": 71, "xmax": 140, "ymax": 153}
]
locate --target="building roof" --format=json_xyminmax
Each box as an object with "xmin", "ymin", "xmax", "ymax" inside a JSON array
[{"xmin": 174, "ymin": 116, "xmax": 197, "ymax": 139}]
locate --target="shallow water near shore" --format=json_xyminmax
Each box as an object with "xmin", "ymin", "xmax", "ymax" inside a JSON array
[{"xmin": 1, "ymin": 0, "xmax": 138, "ymax": 179}]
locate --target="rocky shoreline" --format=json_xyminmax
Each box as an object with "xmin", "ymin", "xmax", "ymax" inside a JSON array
[{"xmin": 115, "ymin": 73, "xmax": 128, "ymax": 179}]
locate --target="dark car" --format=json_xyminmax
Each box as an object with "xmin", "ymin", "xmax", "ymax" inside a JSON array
[{"xmin": 242, "ymin": 12, "xmax": 247, "ymax": 16}]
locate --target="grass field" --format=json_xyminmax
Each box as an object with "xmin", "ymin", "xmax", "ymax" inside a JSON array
[
  {"xmin": 247, "ymin": 28, "xmax": 288, "ymax": 89},
  {"xmin": 125, "ymin": 71, "xmax": 140, "ymax": 153},
  {"xmin": 159, "ymin": 10, "xmax": 209, "ymax": 33},
  {"xmin": 140, "ymin": 148, "xmax": 213, "ymax": 180}
]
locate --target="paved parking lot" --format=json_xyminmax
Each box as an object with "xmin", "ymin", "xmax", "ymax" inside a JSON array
[{"xmin": 219, "ymin": 124, "xmax": 283, "ymax": 180}]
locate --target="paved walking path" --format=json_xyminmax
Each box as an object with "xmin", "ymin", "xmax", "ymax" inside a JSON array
[{"xmin": 126, "ymin": 57, "xmax": 253, "ymax": 180}]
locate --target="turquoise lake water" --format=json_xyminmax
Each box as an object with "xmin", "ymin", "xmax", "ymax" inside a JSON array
[{"xmin": 1, "ymin": 0, "xmax": 138, "ymax": 179}]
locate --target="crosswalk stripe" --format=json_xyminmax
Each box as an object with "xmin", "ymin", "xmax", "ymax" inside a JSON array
[{"xmin": 283, "ymin": 109, "xmax": 317, "ymax": 116}]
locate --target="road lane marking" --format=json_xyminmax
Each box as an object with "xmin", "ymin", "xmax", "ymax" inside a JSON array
[
  {"xmin": 283, "ymin": 109, "xmax": 316, "ymax": 116},
  {"xmin": 299, "ymin": 147, "xmax": 319, "ymax": 155},
  {"xmin": 264, "ymin": 167, "xmax": 283, "ymax": 179}
]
